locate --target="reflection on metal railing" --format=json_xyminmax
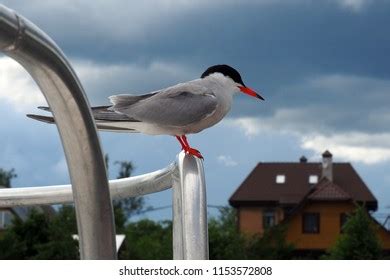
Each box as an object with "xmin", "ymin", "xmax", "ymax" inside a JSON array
[
  {"xmin": 0, "ymin": 4, "xmax": 208, "ymax": 260},
  {"xmin": 173, "ymin": 153, "xmax": 209, "ymax": 260}
]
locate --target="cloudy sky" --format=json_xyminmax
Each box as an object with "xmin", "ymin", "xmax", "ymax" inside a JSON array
[{"xmin": 1, "ymin": 0, "xmax": 390, "ymax": 221}]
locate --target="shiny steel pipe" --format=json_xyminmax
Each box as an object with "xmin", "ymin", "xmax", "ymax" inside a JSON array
[
  {"xmin": 172, "ymin": 152, "xmax": 209, "ymax": 260},
  {"xmin": 0, "ymin": 163, "xmax": 176, "ymax": 207},
  {"xmin": 0, "ymin": 5, "xmax": 116, "ymax": 259}
]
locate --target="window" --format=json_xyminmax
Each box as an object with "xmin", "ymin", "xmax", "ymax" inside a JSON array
[
  {"xmin": 309, "ymin": 175, "xmax": 318, "ymax": 184},
  {"xmin": 340, "ymin": 213, "xmax": 349, "ymax": 233},
  {"xmin": 276, "ymin": 174, "xmax": 285, "ymax": 184},
  {"xmin": 302, "ymin": 213, "xmax": 320, "ymax": 233},
  {"xmin": 263, "ymin": 210, "xmax": 276, "ymax": 229}
]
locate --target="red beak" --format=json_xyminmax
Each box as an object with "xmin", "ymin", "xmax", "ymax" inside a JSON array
[{"xmin": 238, "ymin": 86, "xmax": 264, "ymax": 100}]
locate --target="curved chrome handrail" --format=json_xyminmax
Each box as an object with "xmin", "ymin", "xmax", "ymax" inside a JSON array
[
  {"xmin": 0, "ymin": 163, "xmax": 176, "ymax": 207},
  {"xmin": 0, "ymin": 5, "xmax": 116, "ymax": 259}
]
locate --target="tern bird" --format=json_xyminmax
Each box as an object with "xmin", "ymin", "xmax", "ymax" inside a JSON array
[{"xmin": 28, "ymin": 64, "xmax": 264, "ymax": 159}]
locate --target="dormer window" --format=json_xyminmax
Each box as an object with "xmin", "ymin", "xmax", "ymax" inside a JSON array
[
  {"xmin": 276, "ymin": 174, "xmax": 286, "ymax": 184},
  {"xmin": 309, "ymin": 175, "xmax": 318, "ymax": 184}
]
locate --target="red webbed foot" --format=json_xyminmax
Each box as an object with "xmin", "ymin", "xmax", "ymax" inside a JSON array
[
  {"xmin": 175, "ymin": 135, "xmax": 204, "ymax": 159},
  {"xmin": 185, "ymin": 147, "xmax": 203, "ymax": 159}
]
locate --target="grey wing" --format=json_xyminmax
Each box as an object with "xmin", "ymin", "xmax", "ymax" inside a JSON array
[
  {"xmin": 90, "ymin": 106, "xmax": 139, "ymax": 121},
  {"xmin": 115, "ymin": 87, "xmax": 218, "ymax": 126},
  {"xmin": 109, "ymin": 92, "xmax": 157, "ymax": 111}
]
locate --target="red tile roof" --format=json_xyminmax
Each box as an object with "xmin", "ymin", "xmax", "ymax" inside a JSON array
[
  {"xmin": 229, "ymin": 162, "xmax": 377, "ymax": 210},
  {"xmin": 308, "ymin": 178, "xmax": 351, "ymax": 201}
]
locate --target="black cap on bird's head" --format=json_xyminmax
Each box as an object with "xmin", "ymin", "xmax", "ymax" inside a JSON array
[
  {"xmin": 201, "ymin": 64, "xmax": 245, "ymax": 85},
  {"xmin": 201, "ymin": 64, "xmax": 264, "ymax": 100}
]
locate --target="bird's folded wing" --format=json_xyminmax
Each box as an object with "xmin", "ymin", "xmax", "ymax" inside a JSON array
[
  {"xmin": 109, "ymin": 92, "xmax": 158, "ymax": 110},
  {"xmin": 112, "ymin": 86, "xmax": 218, "ymax": 127},
  {"xmin": 90, "ymin": 106, "xmax": 140, "ymax": 122}
]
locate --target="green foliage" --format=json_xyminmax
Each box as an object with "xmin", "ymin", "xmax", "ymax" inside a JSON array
[
  {"xmin": 326, "ymin": 205, "xmax": 383, "ymax": 260},
  {"xmin": 0, "ymin": 167, "xmax": 79, "ymax": 259},
  {"xmin": 208, "ymin": 207, "xmax": 294, "ymax": 259},
  {"xmin": 33, "ymin": 206, "xmax": 78, "ymax": 260},
  {"xmin": 0, "ymin": 168, "xmax": 17, "ymax": 188},
  {"xmin": 119, "ymin": 219, "xmax": 173, "ymax": 259},
  {"xmin": 0, "ymin": 206, "xmax": 78, "ymax": 259},
  {"xmin": 208, "ymin": 207, "xmax": 246, "ymax": 259},
  {"xmin": 246, "ymin": 225, "xmax": 295, "ymax": 259},
  {"xmin": 113, "ymin": 203, "xmax": 127, "ymax": 233}
]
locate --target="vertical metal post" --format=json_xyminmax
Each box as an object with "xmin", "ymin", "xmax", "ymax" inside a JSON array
[
  {"xmin": 0, "ymin": 5, "xmax": 116, "ymax": 259},
  {"xmin": 172, "ymin": 152, "xmax": 209, "ymax": 260}
]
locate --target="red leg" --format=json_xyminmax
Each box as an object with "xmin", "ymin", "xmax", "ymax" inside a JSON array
[
  {"xmin": 182, "ymin": 135, "xmax": 201, "ymax": 154},
  {"xmin": 175, "ymin": 136, "xmax": 186, "ymax": 150},
  {"xmin": 182, "ymin": 135, "xmax": 190, "ymax": 147},
  {"xmin": 177, "ymin": 135, "xmax": 203, "ymax": 159}
]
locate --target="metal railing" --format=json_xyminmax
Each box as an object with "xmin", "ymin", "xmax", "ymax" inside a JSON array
[{"xmin": 0, "ymin": 4, "xmax": 208, "ymax": 260}]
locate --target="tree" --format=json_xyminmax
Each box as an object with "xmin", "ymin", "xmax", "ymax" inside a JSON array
[
  {"xmin": 0, "ymin": 207, "xmax": 78, "ymax": 259},
  {"xmin": 0, "ymin": 165, "xmax": 78, "ymax": 259},
  {"xmin": 32, "ymin": 205, "xmax": 79, "ymax": 259},
  {"xmin": 120, "ymin": 207, "xmax": 251, "ymax": 260},
  {"xmin": 326, "ymin": 205, "xmax": 383, "ymax": 259},
  {"xmin": 0, "ymin": 168, "xmax": 17, "ymax": 188},
  {"xmin": 246, "ymin": 225, "xmax": 294, "ymax": 259},
  {"xmin": 120, "ymin": 219, "xmax": 172, "ymax": 260},
  {"xmin": 208, "ymin": 207, "xmax": 247, "ymax": 259}
]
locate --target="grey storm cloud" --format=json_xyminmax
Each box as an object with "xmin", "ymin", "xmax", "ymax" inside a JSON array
[
  {"xmin": 2, "ymin": 0, "xmax": 390, "ymax": 134},
  {"xmin": 4, "ymin": 1, "xmax": 390, "ymax": 77}
]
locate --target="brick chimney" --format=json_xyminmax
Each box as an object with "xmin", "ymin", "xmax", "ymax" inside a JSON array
[{"xmin": 321, "ymin": 150, "xmax": 333, "ymax": 181}]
